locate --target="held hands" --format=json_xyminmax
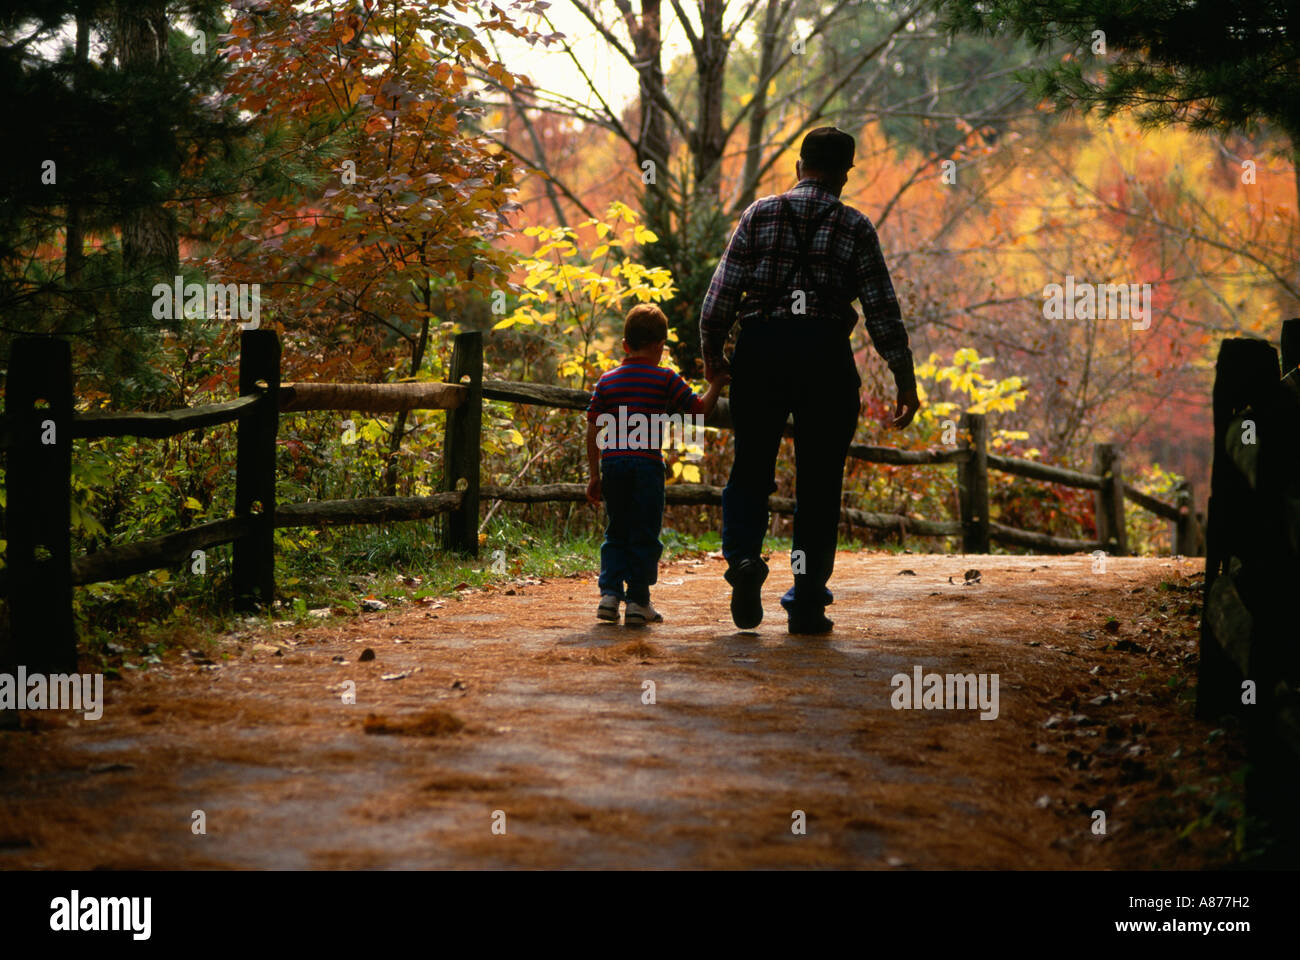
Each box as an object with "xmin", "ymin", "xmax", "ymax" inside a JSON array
[
  {"xmin": 585, "ymin": 475, "xmax": 601, "ymax": 506},
  {"xmin": 703, "ymin": 359, "xmax": 730, "ymax": 384}
]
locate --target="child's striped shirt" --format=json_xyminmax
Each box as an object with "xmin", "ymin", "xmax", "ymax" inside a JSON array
[{"xmin": 586, "ymin": 358, "xmax": 705, "ymax": 463}]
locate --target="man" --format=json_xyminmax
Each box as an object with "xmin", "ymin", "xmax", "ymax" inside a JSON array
[{"xmin": 699, "ymin": 126, "xmax": 920, "ymax": 635}]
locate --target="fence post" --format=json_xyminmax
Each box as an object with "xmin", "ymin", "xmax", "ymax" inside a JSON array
[
  {"xmin": 232, "ymin": 329, "xmax": 280, "ymax": 611},
  {"xmin": 1092, "ymin": 443, "xmax": 1128, "ymax": 557},
  {"xmin": 3, "ymin": 338, "xmax": 76, "ymax": 675},
  {"xmin": 441, "ymin": 330, "xmax": 482, "ymax": 556},
  {"xmin": 1173, "ymin": 481, "xmax": 1199, "ymax": 556},
  {"xmin": 957, "ymin": 412, "xmax": 989, "ymax": 553},
  {"xmin": 1282, "ymin": 317, "xmax": 1300, "ymax": 373},
  {"xmin": 1195, "ymin": 337, "xmax": 1277, "ymax": 720}
]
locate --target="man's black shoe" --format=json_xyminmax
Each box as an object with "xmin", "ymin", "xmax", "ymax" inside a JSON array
[
  {"xmin": 787, "ymin": 610, "xmax": 833, "ymax": 635},
  {"xmin": 725, "ymin": 558, "xmax": 768, "ymax": 630}
]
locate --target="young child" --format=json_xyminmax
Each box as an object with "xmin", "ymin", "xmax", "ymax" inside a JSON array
[{"xmin": 585, "ymin": 304, "xmax": 726, "ymax": 625}]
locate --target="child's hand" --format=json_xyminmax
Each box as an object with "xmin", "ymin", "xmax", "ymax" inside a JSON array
[
  {"xmin": 710, "ymin": 370, "xmax": 731, "ymax": 386},
  {"xmin": 585, "ymin": 476, "xmax": 602, "ymax": 506}
]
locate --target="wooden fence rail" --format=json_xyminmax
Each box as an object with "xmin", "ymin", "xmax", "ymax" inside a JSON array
[
  {"xmin": 3, "ymin": 327, "xmax": 1203, "ymax": 672},
  {"xmin": 71, "ymin": 395, "xmax": 260, "ymax": 440},
  {"xmin": 279, "ymin": 381, "xmax": 465, "ymax": 413}
]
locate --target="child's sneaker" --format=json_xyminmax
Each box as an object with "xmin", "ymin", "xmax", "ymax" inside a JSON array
[
  {"xmin": 624, "ymin": 601, "xmax": 663, "ymax": 626},
  {"xmin": 596, "ymin": 595, "xmax": 621, "ymax": 622}
]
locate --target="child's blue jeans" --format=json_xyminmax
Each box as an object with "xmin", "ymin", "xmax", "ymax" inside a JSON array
[{"xmin": 598, "ymin": 457, "xmax": 665, "ymax": 605}]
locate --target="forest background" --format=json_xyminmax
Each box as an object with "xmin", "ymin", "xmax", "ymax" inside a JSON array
[{"xmin": 0, "ymin": 0, "xmax": 1294, "ymax": 644}]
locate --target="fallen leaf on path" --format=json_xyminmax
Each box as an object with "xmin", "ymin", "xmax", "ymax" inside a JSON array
[{"xmin": 381, "ymin": 668, "xmax": 421, "ymax": 681}]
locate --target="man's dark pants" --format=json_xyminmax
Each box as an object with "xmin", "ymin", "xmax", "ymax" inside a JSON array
[
  {"xmin": 721, "ymin": 319, "xmax": 860, "ymax": 618},
  {"xmin": 598, "ymin": 456, "xmax": 665, "ymax": 605}
]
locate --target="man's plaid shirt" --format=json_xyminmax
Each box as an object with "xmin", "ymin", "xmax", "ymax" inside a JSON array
[{"xmin": 699, "ymin": 178, "xmax": 914, "ymax": 387}]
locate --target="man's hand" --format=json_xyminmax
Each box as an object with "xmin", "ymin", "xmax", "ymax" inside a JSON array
[
  {"xmin": 703, "ymin": 358, "xmax": 730, "ymax": 384},
  {"xmin": 891, "ymin": 383, "xmax": 920, "ymax": 429},
  {"xmin": 585, "ymin": 476, "xmax": 602, "ymax": 506}
]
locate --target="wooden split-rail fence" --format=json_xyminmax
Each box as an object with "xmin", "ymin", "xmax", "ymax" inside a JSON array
[{"xmin": 3, "ymin": 328, "xmax": 1200, "ymax": 672}]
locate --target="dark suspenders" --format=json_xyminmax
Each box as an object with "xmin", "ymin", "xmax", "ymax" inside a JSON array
[{"xmin": 760, "ymin": 196, "xmax": 844, "ymax": 319}]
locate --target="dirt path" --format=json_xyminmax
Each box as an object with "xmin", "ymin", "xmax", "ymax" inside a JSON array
[{"xmin": 0, "ymin": 552, "xmax": 1215, "ymax": 869}]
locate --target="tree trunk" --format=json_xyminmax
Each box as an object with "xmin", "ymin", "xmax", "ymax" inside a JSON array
[
  {"xmin": 384, "ymin": 315, "xmax": 431, "ymax": 496},
  {"xmin": 692, "ymin": 0, "xmax": 729, "ymax": 200},
  {"xmin": 114, "ymin": 0, "xmax": 179, "ymax": 281},
  {"xmin": 736, "ymin": 0, "xmax": 782, "ymax": 211},
  {"xmin": 64, "ymin": 12, "xmax": 90, "ymax": 286},
  {"xmin": 628, "ymin": 1, "xmax": 672, "ymax": 244}
]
